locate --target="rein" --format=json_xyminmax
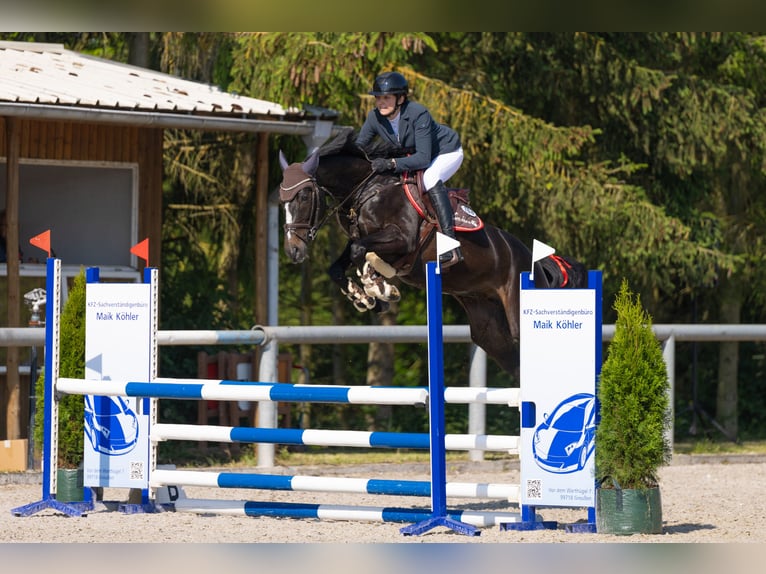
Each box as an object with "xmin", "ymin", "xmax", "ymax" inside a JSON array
[{"xmin": 329, "ymin": 170, "xmax": 379, "ymax": 218}]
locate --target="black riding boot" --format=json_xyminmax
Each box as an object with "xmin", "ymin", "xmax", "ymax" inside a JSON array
[{"xmin": 428, "ymin": 180, "xmax": 464, "ymax": 267}]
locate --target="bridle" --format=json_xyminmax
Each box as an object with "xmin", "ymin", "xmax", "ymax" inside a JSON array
[
  {"xmin": 280, "ymin": 174, "xmax": 326, "ymax": 242},
  {"xmin": 280, "ymin": 166, "xmax": 380, "ymax": 244}
]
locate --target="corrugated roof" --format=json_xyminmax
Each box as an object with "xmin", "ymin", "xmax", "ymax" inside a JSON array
[{"xmin": 0, "ymin": 41, "xmax": 286, "ymax": 118}]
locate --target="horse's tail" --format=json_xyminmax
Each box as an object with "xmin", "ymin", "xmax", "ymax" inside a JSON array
[{"xmin": 539, "ymin": 254, "xmax": 588, "ymax": 288}]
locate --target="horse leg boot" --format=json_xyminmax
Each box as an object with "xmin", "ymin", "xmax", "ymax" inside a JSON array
[{"xmin": 427, "ymin": 180, "xmax": 463, "ymax": 267}]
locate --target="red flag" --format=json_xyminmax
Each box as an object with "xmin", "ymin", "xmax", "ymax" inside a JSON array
[
  {"xmin": 130, "ymin": 238, "xmax": 149, "ymax": 265},
  {"xmin": 29, "ymin": 229, "xmax": 51, "ymax": 258}
]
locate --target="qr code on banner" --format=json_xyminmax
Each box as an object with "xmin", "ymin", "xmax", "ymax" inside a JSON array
[
  {"xmin": 130, "ymin": 461, "xmax": 144, "ymax": 481},
  {"xmin": 526, "ymin": 479, "xmax": 542, "ymax": 500}
]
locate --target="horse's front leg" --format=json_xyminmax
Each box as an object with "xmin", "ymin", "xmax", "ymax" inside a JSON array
[
  {"xmin": 330, "ymin": 241, "xmax": 386, "ymax": 312},
  {"xmin": 348, "ymin": 232, "xmax": 406, "ymax": 303}
]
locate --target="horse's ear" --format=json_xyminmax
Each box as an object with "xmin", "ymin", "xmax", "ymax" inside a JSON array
[
  {"xmin": 278, "ymin": 150, "xmax": 290, "ymax": 171},
  {"xmin": 302, "ymin": 148, "xmax": 320, "ymax": 176}
]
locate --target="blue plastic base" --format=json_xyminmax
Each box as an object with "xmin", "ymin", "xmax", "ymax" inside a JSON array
[
  {"xmin": 400, "ymin": 516, "xmax": 480, "ymax": 537},
  {"xmin": 11, "ymin": 498, "xmax": 94, "ymax": 518},
  {"xmin": 499, "ymin": 520, "xmax": 558, "ymax": 531},
  {"xmin": 118, "ymin": 502, "xmax": 173, "ymax": 514},
  {"xmin": 499, "ymin": 520, "xmax": 597, "ymax": 533}
]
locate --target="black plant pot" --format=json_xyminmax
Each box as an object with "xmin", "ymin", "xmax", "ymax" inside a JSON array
[{"xmin": 596, "ymin": 482, "xmax": 663, "ymax": 535}]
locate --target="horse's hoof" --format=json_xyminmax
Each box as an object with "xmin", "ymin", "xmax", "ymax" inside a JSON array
[
  {"xmin": 363, "ymin": 283, "xmax": 380, "ymax": 299},
  {"xmin": 363, "ymin": 279, "xmax": 401, "ymax": 302},
  {"xmin": 360, "ymin": 295, "xmax": 377, "ymax": 310},
  {"xmin": 362, "ymin": 279, "xmax": 383, "ymax": 299}
]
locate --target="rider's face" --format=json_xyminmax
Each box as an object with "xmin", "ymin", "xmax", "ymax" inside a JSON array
[{"xmin": 375, "ymin": 94, "xmax": 402, "ymax": 118}]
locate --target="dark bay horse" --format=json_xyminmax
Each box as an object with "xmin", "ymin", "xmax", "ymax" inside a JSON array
[{"xmin": 278, "ymin": 132, "xmax": 587, "ymax": 375}]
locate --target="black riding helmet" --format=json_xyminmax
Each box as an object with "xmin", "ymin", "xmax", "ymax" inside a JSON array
[{"xmin": 369, "ymin": 71, "xmax": 409, "ymax": 96}]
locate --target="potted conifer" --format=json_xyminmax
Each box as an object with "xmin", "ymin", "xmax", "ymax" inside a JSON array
[
  {"xmin": 34, "ymin": 268, "xmax": 87, "ymax": 501},
  {"xmin": 595, "ymin": 279, "xmax": 671, "ymax": 534}
]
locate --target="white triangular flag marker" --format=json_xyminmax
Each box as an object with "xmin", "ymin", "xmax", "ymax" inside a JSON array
[
  {"xmin": 530, "ymin": 239, "xmax": 556, "ymax": 281},
  {"xmin": 436, "ymin": 232, "xmax": 462, "ymax": 272}
]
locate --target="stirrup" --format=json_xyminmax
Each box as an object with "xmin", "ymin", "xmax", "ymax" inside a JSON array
[{"xmin": 439, "ymin": 247, "xmax": 463, "ymax": 269}]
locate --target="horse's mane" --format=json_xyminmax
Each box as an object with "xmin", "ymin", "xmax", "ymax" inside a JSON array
[{"xmin": 319, "ymin": 127, "xmax": 401, "ymax": 160}]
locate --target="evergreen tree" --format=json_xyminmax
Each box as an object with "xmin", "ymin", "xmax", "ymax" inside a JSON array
[{"xmin": 596, "ymin": 279, "xmax": 671, "ymax": 488}]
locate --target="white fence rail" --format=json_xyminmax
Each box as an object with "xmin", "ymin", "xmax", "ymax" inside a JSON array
[{"xmin": 8, "ymin": 323, "xmax": 766, "ymax": 346}]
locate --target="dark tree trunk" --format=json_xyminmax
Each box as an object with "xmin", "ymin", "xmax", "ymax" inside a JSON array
[
  {"xmin": 716, "ymin": 276, "xmax": 741, "ymax": 439},
  {"xmin": 127, "ymin": 33, "xmax": 151, "ymax": 68}
]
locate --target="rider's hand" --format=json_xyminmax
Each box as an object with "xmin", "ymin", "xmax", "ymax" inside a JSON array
[{"xmin": 371, "ymin": 158, "xmax": 396, "ymax": 173}]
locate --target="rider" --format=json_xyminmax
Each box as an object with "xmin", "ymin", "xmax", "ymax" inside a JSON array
[{"xmin": 356, "ymin": 71, "xmax": 464, "ymax": 267}]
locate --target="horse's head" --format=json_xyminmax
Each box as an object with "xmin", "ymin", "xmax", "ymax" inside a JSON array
[{"xmin": 278, "ymin": 149, "xmax": 327, "ymax": 263}]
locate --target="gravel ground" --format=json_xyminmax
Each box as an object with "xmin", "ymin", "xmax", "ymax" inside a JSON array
[{"xmin": 2, "ymin": 455, "xmax": 765, "ymax": 544}]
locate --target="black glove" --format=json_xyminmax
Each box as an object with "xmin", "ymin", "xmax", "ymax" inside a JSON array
[{"xmin": 371, "ymin": 158, "xmax": 396, "ymax": 173}]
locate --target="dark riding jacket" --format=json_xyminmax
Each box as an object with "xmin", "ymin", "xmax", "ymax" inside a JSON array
[{"xmin": 356, "ymin": 100, "xmax": 461, "ymax": 174}]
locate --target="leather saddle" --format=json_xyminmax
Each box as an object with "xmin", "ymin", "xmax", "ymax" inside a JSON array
[{"xmin": 401, "ymin": 171, "xmax": 484, "ymax": 233}]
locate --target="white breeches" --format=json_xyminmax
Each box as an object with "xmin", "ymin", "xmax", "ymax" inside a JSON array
[{"xmin": 423, "ymin": 147, "xmax": 464, "ymax": 190}]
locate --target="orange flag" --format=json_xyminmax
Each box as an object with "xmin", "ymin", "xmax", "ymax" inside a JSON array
[
  {"xmin": 29, "ymin": 229, "xmax": 52, "ymax": 258},
  {"xmin": 130, "ymin": 238, "xmax": 149, "ymax": 265}
]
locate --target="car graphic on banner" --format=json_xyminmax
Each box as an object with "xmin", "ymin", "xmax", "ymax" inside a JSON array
[
  {"xmin": 532, "ymin": 393, "xmax": 596, "ymax": 474},
  {"xmin": 84, "ymin": 394, "xmax": 139, "ymax": 455}
]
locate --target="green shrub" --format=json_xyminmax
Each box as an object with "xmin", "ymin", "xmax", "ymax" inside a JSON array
[
  {"xmin": 34, "ymin": 268, "xmax": 86, "ymax": 469},
  {"xmin": 595, "ymin": 279, "xmax": 671, "ymax": 489}
]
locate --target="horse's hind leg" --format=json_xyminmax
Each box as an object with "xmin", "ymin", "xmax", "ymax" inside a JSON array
[{"xmin": 454, "ymin": 295, "xmax": 520, "ymax": 376}]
